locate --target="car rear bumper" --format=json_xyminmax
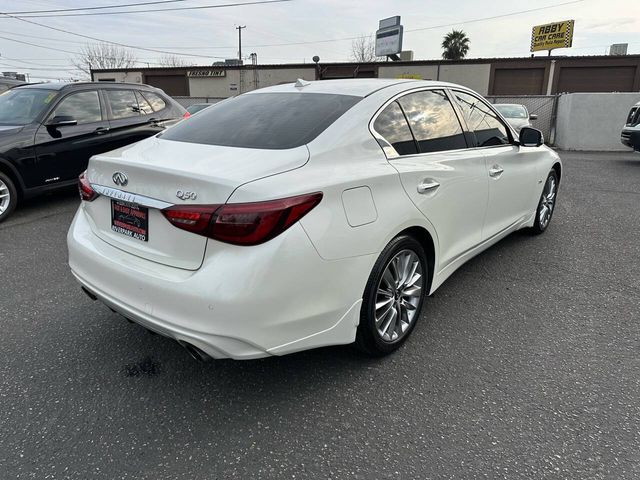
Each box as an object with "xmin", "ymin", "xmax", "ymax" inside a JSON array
[{"xmin": 67, "ymin": 206, "xmax": 373, "ymax": 359}]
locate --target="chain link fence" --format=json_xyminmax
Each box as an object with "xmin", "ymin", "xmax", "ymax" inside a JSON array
[
  {"xmin": 172, "ymin": 96, "xmax": 225, "ymax": 108},
  {"xmin": 486, "ymin": 95, "xmax": 559, "ymax": 144}
]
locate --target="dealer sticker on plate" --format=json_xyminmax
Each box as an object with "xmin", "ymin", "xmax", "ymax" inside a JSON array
[{"xmin": 111, "ymin": 200, "xmax": 149, "ymax": 242}]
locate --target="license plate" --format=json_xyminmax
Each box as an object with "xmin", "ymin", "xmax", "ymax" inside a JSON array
[{"xmin": 111, "ymin": 200, "xmax": 149, "ymax": 242}]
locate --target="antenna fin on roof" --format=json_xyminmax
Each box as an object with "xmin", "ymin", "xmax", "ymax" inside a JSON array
[{"xmin": 295, "ymin": 78, "xmax": 311, "ymax": 88}]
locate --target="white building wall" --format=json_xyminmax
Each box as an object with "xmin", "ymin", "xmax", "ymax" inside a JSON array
[
  {"xmin": 437, "ymin": 63, "xmax": 491, "ymax": 95},
  {"xmin": 378, "ymin": 64, "xmax": 439, "ymax": 81},
  {"xmin": 93, "ymin": 71, "xmax": 143, "ymax": 83},
  {"xmin": 555, "ymin": 93, "xmax": 640, "ymax": 151},
  {"xmin": 188, "ymin": 67, "xmax": 316, "ymax": 97}
]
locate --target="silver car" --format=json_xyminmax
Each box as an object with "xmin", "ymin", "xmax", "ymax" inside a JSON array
[{"xmin": 494, "ymin": 104, "xmax": 537, "ymax": 133}]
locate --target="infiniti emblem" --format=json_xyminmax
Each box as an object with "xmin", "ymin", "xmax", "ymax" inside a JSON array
[{"xmin": 112, "ymin": 171, "xmax": 128, "ymax": 187}]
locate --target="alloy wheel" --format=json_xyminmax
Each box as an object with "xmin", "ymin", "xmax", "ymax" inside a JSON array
[
  {"xmin": 375, "ymin": 249, "xmax": 424, "ymax": 342},
  {"xmin": 538, "ymin": 175, "xmax": 557, "ymax": 229},
  {"xmin": 0, "ymin": 178, "xmax": 10, "ymax": 215}
]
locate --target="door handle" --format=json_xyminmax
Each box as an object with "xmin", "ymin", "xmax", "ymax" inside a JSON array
[
  {"xmin": 417, "ymin": 180, "xmax": 440, "ymax": 194},
  {"xmin": 94, "ymin": 127, "xmax": 109, "ymax": 135},
  {"xmin": 489, "ymin": 165, "xmax": 504, "ymax": 178}
]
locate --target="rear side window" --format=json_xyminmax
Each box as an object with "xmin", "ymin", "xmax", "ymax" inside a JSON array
[
  {"xmin": 161, "ymin": 93, "xmax": 361, "ymax": 150},
  {"xmin": 141, "ymin": 91, "xmax": 166, "ymax": 112},
  {"xmin": 373, "ymin": 101, "xmax": 417, "ymax": 155},
  {"xmin": 134, "ymin": 91, "xmax": 154, "ymax": 115},
  {"xmin": 397, "ymin": 90, "xmax": 467, "ymax": 153},
  {"xmin": 50, "ymin": 91, "xmax": 102, "ymax": 124},
  {"xmin": 451, "ymin": 91, "xmax": 511, "ymax": 147},
  {"xmin": 105, "ymin": 90, "xmax": 139, "ymax": 119}
]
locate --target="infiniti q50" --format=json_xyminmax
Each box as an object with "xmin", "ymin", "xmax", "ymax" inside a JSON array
[{"xmin": 67, "ymin": 79, "xmax": 561, "ymax": 360}]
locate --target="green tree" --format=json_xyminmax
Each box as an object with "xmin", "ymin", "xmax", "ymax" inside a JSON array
[{"xmin": 441, "ymin": 30, "xmax": 470, "ymax": 60}]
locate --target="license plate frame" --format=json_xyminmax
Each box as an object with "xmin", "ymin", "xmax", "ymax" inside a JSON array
[{"xmin": 110, "ymin": 199, "xmax": 149, "ymax": 242}]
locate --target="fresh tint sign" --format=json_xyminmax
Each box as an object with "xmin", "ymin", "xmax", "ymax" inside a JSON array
[
  {"xmin": 530, "ymin": 20, "xmax": 574, "ymax": 52},
  {"xmin": 187, "ymin": 70, "xmax": 226, "ymax": 77}
]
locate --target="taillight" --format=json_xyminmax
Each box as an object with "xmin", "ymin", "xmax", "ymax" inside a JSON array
[
  {"xmin": 182, "ymin": 111, "xmax": 191, "ymax": 119},
  {"xmin": 78, "ymin": 171, "xmax": 98, "ymax": 201},
  {"xmin": 161, "ymin": 192, "xmax": 322, "ymax": 246}
]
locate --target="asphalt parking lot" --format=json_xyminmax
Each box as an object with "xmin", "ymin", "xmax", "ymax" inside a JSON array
[{"xmin": 1, "ymin": 150, "xmax": 639, "ymax": 479}]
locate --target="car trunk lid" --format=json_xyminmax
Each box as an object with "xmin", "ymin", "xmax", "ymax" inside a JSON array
[{"xmin": 83, "ymin": 137, "xmax": 309, "ymax": 270}]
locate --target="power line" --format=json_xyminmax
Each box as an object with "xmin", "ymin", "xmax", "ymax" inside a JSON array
[
  {"xmin": 3, "ymin": 0, "xmax": 292, "ymax": 18},
  {"xmin": 1, "ymin": 14, "xmax": 229, "ymax": 59},
  {"xmin": 3, "ymin": 1, "xmax": 186, "ymax": 15}
]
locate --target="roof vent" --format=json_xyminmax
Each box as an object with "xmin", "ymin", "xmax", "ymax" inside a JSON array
[{"xmin": 295, "ymin": 78, "xmax": 311, "ymax": 88}]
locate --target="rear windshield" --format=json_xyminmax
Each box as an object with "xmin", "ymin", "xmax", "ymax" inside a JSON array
[{"xmin": 161, "ymin": 92, "xmax": 361, "ymax": 149}]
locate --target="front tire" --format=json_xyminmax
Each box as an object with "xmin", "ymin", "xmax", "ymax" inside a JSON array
[
  {"xmin": 531, "ymin": 170, "xmax": 558, "ymax": 235},
  {"xmin": 0, "ymin": 172, "xmax": 17, "ymax": 223},
  {"xmin": 355, "ymin": 235, "xmax": 428, "ymax": 356}
]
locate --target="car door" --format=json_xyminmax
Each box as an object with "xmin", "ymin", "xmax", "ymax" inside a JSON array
[
  {"xmin": 33, "ymin": 89, "xmax": 110, "ymax": 185},
  {"xmin": 373, "ymin": 89, "xmax": 489, "ymax": 270},
  {"xmin": 449, "ymin": 90, "xmax": 539, "ymax": 239},
  {"xmin": 103, "ymin": 89, "xmax": 163, "ymax": 151}
]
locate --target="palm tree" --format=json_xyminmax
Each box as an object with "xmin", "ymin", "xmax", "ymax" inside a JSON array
[{"xmin": 441, "ymin": 30, "xmax": 470, "ymax": 60}]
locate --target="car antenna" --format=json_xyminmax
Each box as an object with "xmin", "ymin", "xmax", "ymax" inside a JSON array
[{"xmin": 295, "ymin": 78, "xmax": 311, "ymax": 88}]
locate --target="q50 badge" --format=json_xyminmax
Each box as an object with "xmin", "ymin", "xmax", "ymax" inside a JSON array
[{"xmin": 176, "ymin": 190, "xmax": 197, "ymax": 200}]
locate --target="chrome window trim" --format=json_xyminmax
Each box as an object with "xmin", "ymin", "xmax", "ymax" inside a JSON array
[
  {"xmin": 91, "ymin": 184, "xmax": 173, "ymax": 209},
  {"xmin": 368, "ymin": 86, "xmax": 473, "ymax": 160}
]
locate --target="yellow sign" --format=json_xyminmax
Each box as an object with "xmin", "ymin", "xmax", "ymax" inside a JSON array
[{"xmin": 530, "ymin": 20, "xmax": 574, "ymax": 52}]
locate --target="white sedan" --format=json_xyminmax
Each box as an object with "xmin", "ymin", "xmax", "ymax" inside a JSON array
[{"xmin": 68, "ymin": 79, "xmax": 561, "ymax": 361}]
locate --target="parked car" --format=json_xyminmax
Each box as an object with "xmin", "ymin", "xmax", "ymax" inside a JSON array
[
  {"xmin": 0, "ymin": 81, "xmax": 188, "ymax": 222},
  {"xmin": 68, "ymin": 79, "xmax": 561, "ymax": 361},
  {"xmin": 186, "ymin": 103, "xmax": 214, "ymax": 115},
  {"xmin": 493, "ymin": 103, "xmax": 537, "ymax": 133},
  {"xmin": 621, "ymin": 101, "xmax": 640, "ymax": 152}
]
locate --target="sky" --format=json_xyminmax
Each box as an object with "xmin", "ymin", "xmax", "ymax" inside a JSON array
[{"xmin": 0, "ymin": 0, "xmax": 639, "ymax": 81}]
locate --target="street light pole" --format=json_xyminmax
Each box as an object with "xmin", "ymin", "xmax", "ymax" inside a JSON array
[{"xmin": 236, "ymin": 25, "xmax": 246, "ymax": 62}]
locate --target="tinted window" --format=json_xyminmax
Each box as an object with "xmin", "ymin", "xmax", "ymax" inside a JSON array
[
  {"xmin": 50, "ymin": 91, "xmax": 102, "ymax": 124},
  {"xmin": 0, "ymin": 88, "xmax": 57, "ymax": 126},
  {"xmin": 105, "ymin": 90, "xmax": 139, "ymax": 119},
  {"xmin": 373, "ymin": 101, "xmax": 417, "ymax": 156},
  {"xmin": 134, "ymin": 91, "xmax": 154, "ymax": 115},
  {"xmin": 397, "ymin": 90, "xmax": 467, "ymax": 153},
  {"xmin": 141, "ymin": 91, "xmax": 166, "ymax": 112},
  {"xmin": 162, "ymin": 93, "xmax": 361, "ymax": 150},
  {"xmin": 452, "ymin": 91, "xmax": 511, "ymax": 147}
]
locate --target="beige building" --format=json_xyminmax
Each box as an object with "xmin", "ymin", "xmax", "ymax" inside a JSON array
[{"xmin": 91, "ymin": 55, "xmax": 640, "ymax": 99}]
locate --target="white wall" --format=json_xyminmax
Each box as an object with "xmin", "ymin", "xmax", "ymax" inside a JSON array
[
  {"xmin": 93, "ymin": 71, "xmax": 142, "ymax": 83},
  {"xmin": 555, "ymin": 93, "xmax": 640, "ymax": 151},
  {"xmin": 437, "ymin": 63, "xmax": 491, "ymax": 95},
  {"xmin": 188, "ymin": 67, "xmax": 316, "ymax": 97},
  {"xmin": 378, "ymin": 64, "xmax": 438, "ymax": 81}
]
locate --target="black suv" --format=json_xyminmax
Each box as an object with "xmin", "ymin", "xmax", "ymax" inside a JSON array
[{"xmin": 0, "ymin": 82, "xmax": 187, "ymax": 222}]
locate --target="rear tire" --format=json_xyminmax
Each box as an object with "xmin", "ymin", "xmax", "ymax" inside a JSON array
[
  {"xmin": 530, "ymin": 171, "xmax": 558, "ymax": 235},
  {"xmin": 0, "ymin": 172, "xmax": 17, "ymax": 223},
  {"xmin": 355, "ymin": 235, "xmax": 429, "ymax": 356}
]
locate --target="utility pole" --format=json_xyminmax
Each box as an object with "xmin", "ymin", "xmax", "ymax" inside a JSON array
[{"xmin": 236, "ymin": 25, "xmax": 246, "ymax": 62}]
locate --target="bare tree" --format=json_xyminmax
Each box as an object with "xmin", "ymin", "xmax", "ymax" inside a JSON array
[
  {"xmin": 73, "ymin": 43, "xmax": 137, "ymax": 77},
  {"xmin": 351, "ymin": 35, "xmax": 377, "ymax": 62},
  {"xmin": 157, "ymin": 54, "xmax": 188, "ymax": 67}
]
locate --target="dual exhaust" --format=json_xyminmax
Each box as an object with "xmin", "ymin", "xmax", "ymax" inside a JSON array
[{"xmin": 80, "ymin": 287, "xmax": 212, "ymax": 362}]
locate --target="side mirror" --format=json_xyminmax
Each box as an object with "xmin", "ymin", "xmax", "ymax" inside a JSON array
[
  {"xmin": 529, "ymin": 114, "xmax": 538, "ymax": 121},
  {"xmin": 47, "ymin": 115, "xmax": 78, "ymax": 127},
  {"xmin": 519, "ymin": 127, "xmax": 544, "ymax": 147}
]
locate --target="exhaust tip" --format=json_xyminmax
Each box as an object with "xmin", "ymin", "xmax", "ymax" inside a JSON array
[{"xmin": 178, "ymin": 341, "xmax": 212, "ymax": 362}]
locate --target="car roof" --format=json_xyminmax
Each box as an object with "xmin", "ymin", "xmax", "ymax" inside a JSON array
[
  {"xmin": 247, "ymin": 78, "xmax": 465, "ymax": 98},
  {"xmin": 16, "ymin": 81, "xmax": 159, "ymax": 91}
]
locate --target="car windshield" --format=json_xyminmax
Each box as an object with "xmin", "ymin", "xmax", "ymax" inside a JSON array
[
  {"xmin": 494, "ymin": 104, "xmax": 528, "ymax": 119},
  {"xmin": 162, "ymin": 92, "xmax": 361, "ymax": 149},
  {"xmin": 0, "ymin": 88, "xmax": 58, "ymax": 125}
]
